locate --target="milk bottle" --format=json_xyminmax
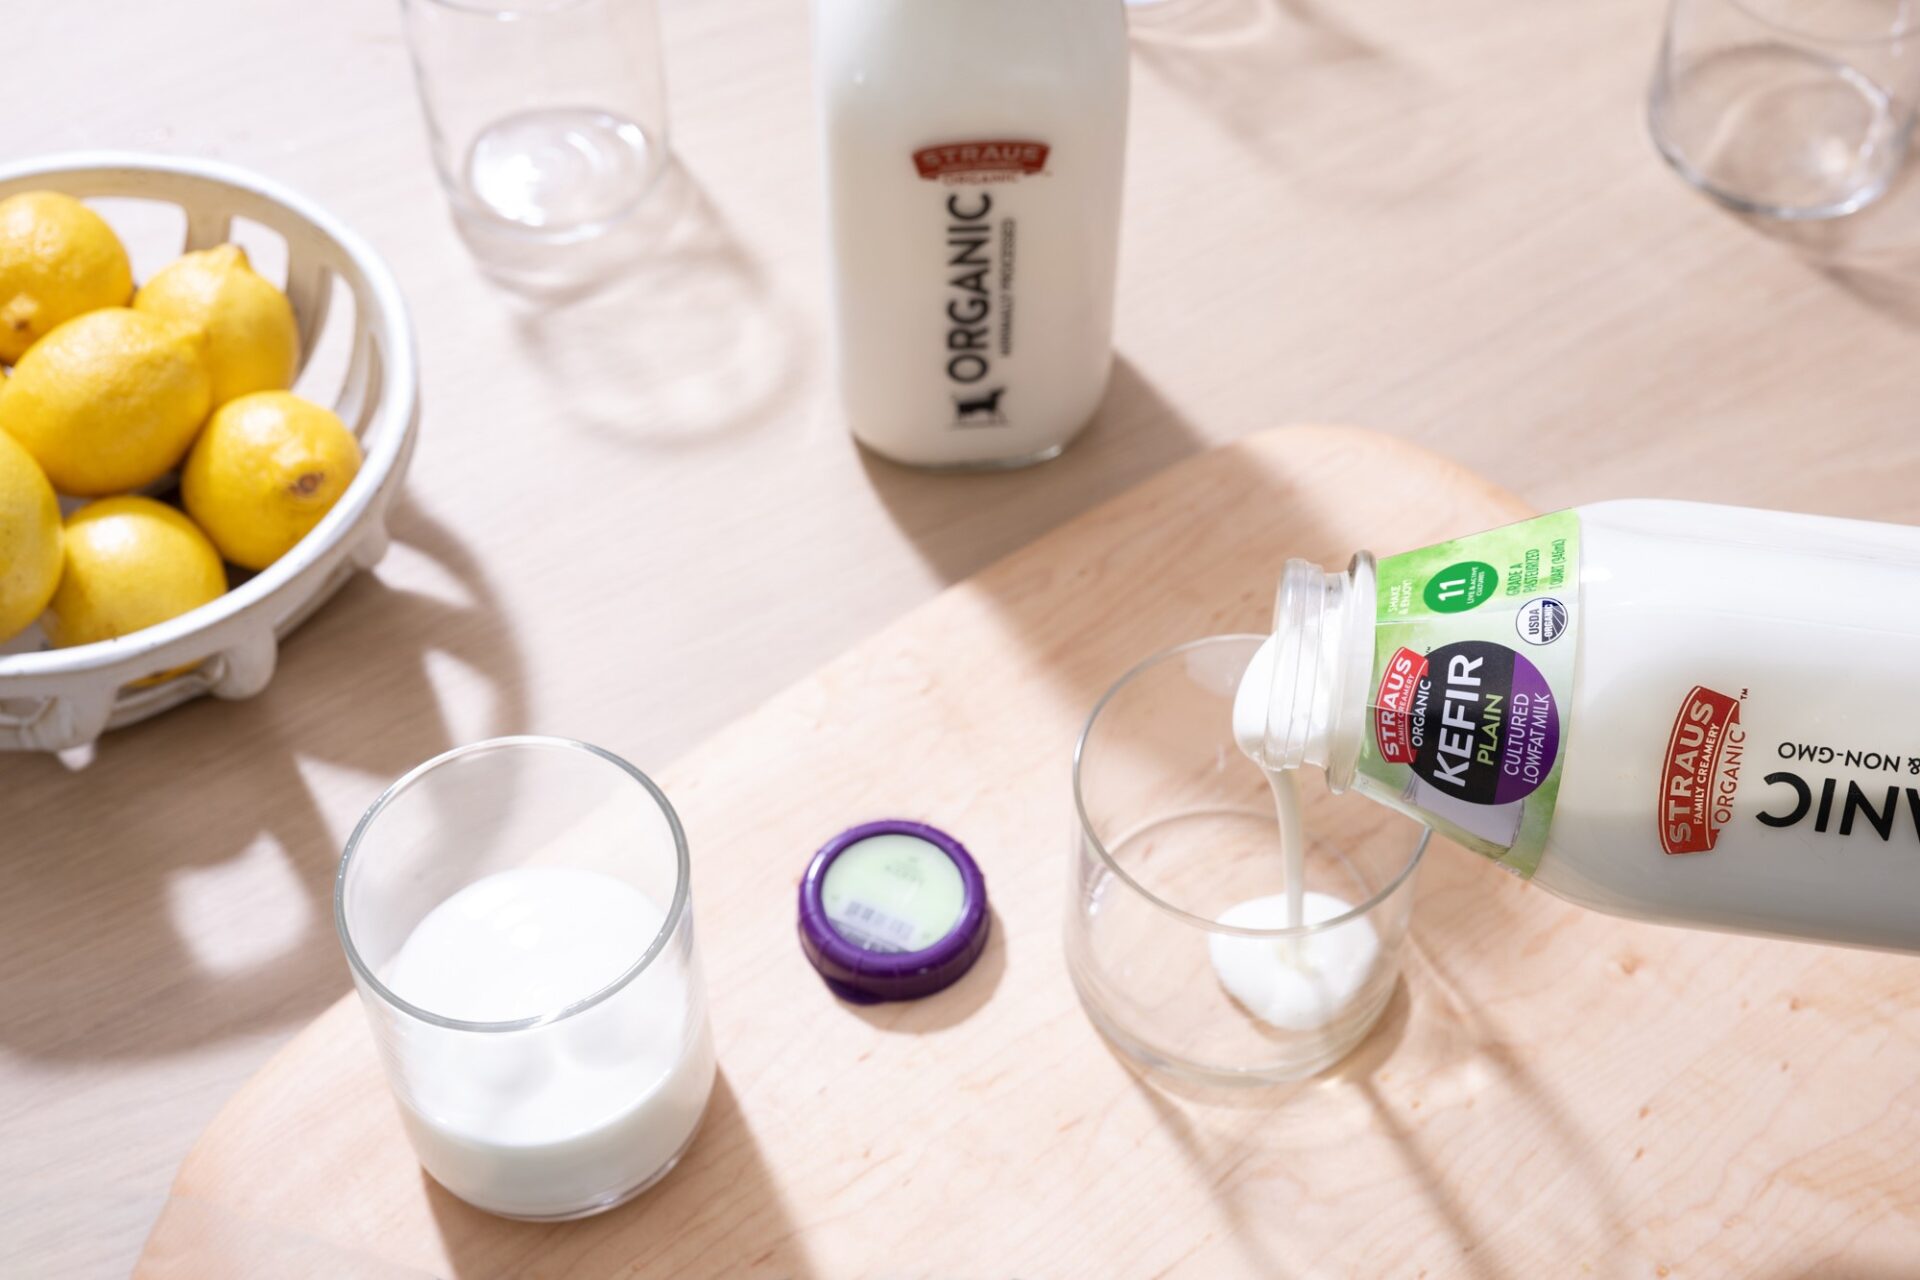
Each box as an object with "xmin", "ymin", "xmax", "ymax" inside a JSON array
[
  {"xmin": 815, "ymin": 0, "xmax": 1128, "ymax": 469},
  {"xmin": 1236, "ymin": 501, "xmax": 1920, "ymax": 952}
]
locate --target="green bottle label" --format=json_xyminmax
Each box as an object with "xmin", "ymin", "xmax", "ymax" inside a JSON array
[{"xmin": 1354, "ymin": 511, "xmax": 1581, "ymax": 876}]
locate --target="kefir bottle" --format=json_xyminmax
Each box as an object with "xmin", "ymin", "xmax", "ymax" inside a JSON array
[
  {"xmin": 815, "ymin": 0, "xmax": 1129, "ymax": 469},
  {"xmin": 1234, "ymin": 501, "xmax": 1920, "ymax": 953}
]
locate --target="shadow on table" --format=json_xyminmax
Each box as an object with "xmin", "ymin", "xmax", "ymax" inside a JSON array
[
  {"xmin": 0, "ymin": 500, "xmax": 528, "ymax": 1063},
  {"xmin": 859, "ymin": 356, "xmax": 1207, "ymax": 588},
  {"xmin": 138, "ymin": 1195, "xmax": 444, "ymax": 1280},
  {"xmin": 1104, "ymin": 994, "xmax": 1407, "ymax": 1280},
  {"xmin": 423, "ymin": 1072, "xmax": 817, "ymax": 1279},
  {"xmin": 1108, "ymin": 840, "xmax": 1633, "ymax": 1280},
  {"xmin": 1129, "ymin": 0, "xmax": 1452, "ymax": 204},
  {"xmin": 840, "ymin": 906, "xmax": 1007, "ymax": 1035},
  {"xmin": 1729, "ymin": 158, "xmax": 1920, "ymax": 328},
  {"xmin": 500, "ymin": 162, "xmax": 806, "ymax": 451}
]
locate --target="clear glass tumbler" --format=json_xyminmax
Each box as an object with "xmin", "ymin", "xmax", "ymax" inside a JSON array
[
  {"xmin": 400, "ymin": 0, "xmax": 672, "ymax": 280},
  {"xmin": 1067, "ymin": 637, "xmax": 1428, "ymax": 1085},
  {"xmin": 335, "ymin": 736, "xmax": 715, "ymax": 1220},
  {"xmin": 1650, "ymin": 0, "xmax": 1920, "ymax": 219}
]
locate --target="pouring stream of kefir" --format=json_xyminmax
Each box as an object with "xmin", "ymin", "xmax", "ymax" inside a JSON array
[{"xmin": 1217, "ymin": 635, "xmax": 1379, "ymax": 1031}]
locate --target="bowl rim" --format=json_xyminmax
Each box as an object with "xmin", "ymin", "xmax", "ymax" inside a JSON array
[{"xmin": 0, "ymin": 150, "xmax": 419, "ymax": 682}]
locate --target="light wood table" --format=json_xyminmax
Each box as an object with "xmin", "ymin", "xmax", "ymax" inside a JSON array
[{"xmin": 7, "ymin": 0, "xmax": 1920, "ymax": 1273}]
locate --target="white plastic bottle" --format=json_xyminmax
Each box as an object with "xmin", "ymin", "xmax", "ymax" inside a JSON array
[
  {"xmin": 1235, "ymin": 501, "xmax": 1920, "ymax": 953},
  {"xmin": 815, "ymin": 0, "xmax": 1128, "ymax": 469}
]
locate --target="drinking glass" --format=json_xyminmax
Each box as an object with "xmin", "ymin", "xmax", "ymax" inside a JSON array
[
  {"xmin": 400, "ymin": 0, "xmax": 672, "ymax": 281},
  {"xmin": 1650, "ymin": 0, "xmax": 1920, "ymax": 219},
  {"xmin": 335, "ymin": 736, "xmax": 715, "ymax": 1220},
  {"xmin": 1067, "ymin": 637, "xmax": 1428, "ymax": 1084}
]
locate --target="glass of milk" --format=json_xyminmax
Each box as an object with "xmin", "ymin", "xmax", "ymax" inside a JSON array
[
  {"xmin": 1067, "ymin": 637, "xmax": 1427, "ymax": 1084},
  {"xmin": 335, "ymin": 736, "xmax": 716, "ymax": 1220}
]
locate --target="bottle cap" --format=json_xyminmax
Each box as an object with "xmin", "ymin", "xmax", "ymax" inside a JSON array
[{"xmin": 798, "ymin": 819, "xmax": 990, "ymax": 1004}]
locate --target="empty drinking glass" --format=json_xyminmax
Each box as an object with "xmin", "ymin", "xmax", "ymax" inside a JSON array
[
  {"xmin": 401, "ymin": 0, "xmax": 672, "ymax": 282},
  {"xmin": 1650, "ymin": 0, "xmax": 1920, "ymax": 219}
]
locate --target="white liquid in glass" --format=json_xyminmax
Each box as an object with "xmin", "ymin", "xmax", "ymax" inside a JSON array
[
  {"xmin": 1213, "ymin": 644, "xmax": 1379, "ymax": 1031},
  {"xmin": 383, "ymin": 867, "xmax": 713, "ymax": 1219}
]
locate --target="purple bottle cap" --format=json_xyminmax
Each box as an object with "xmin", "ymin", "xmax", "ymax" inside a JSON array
[{"xmin": 798, "ymin": 819, "xmax": 990, "ymax": 1004}]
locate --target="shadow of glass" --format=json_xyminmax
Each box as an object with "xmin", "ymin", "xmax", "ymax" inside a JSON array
[
  {"xmin": 1117, "ymin": 1068, "xmax": 1300, "ymax": 1278},
  {"xmin": 1129, "ymin": 0, "xmax": 1452, "ymax": 203},
  {"xmin": 0, "ymin": 499, "xmax": 527, "ymax": 1063},
  {"xmin": 497, "ymin": 163, "xmax": 805, "ymax": 450},
  {"xmin": 859, "ymin": 356, "xmax": 1207, "ymax": 587},
  {"xmin": 1089, "ymin": 828, "xmax": 1636, "ymax": 1279},
  {"xmin": 1720, "ymin": 150, "xmax": 1920, "ymax": 326},
  {"xmin": 1379, "ymin": 851, "xmax": 1635, "ymax": 1278},
  {"xmin": 1128, "ymin": 0, "xmax": 1377, "ymax": 56},
  {"xmin": 422, "ymin": 1071, "xmax": 818, "ymax": 1279}
]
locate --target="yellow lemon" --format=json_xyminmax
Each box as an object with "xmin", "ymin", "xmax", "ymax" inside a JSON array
[
  {"xmin": 183, "ymin": 391, "xmax": 361, "ymax": 570},
  {"xmin": 0, "ymin": 308, "xmax": 212, "ymax": 496},
  {"xmin": 135, "ymin": 245, "xmax": 299, "ymax": 407},
  {"xmin": 45, "ymin": 496, "xmax": 225, "ymax": 648},
  {"xmin": 0, "ymin": 428, "xmax": 62, "ymax": 642},
  {"xmin": 0, "ymin": 191, "xmax": 134, "ymax": 364}
]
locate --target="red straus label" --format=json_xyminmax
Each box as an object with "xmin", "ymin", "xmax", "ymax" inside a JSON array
[
  {"xmin": 1659, "ymin": 685, "xmax": 1747, "ymax": 855},
  {"xmin": 913, "ymin": 140, "xmax": 1050, "ymax": 182},
  {"xmin": 1373, "ymin": 647, "xmax": 1429, "ymax": 766}
]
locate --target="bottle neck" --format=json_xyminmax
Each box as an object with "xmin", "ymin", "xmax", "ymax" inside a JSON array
[{"xmin": 1247, "ymin": 553, "xmax": 1376, "ymax": 791}]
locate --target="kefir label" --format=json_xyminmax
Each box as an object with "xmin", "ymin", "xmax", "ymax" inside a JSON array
[{"xmin": 1357, "ymin": 511, "xmax": 1581, "ymax": 876}]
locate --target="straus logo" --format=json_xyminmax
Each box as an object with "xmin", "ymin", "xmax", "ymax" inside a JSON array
[
  {"xmin": 914, "ymin": 140, "xmax": 1049, "ymax": 184},
  {"xmin": 1373, "ymin": 647, "xmax": 1429, "ymax": 765},
  {"xmin": 1659, "ymin": 685, "xmax": 1747, "ymax": 854}
]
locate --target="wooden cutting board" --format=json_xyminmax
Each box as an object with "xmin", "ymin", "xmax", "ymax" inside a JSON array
[{"xmin": 137, "ymin": 427, "xmax": 1920, "ymax": 1278}]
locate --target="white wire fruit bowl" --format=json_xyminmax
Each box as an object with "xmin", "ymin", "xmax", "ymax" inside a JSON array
[{"xmin": 0, "ymin": 152, "xmax": 419, "ymax": 753}]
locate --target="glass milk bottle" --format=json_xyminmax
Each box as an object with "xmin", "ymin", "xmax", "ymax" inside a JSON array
[
  {"xmin": 1234, "ymin": 501, "xmax": 1920, "ymax": 953},
  {"xmin": 816, "ymin": 0, "xmax": 1129, "ymax": 469}
]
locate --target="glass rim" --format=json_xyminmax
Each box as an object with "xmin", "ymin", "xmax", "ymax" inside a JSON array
[
  {"xmin": 333, "ymin": 734, "xmax": 692, "ymax": 1034},
  {"xmin": 1722, "ymin": 0, "xmax": 1919, "ymax": 46},
  {"xmin": 1072, "ymin": 635, "xmax": 1429, "ymax": 941}
]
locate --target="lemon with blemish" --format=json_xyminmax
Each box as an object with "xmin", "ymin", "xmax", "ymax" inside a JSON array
[
  {"xmin": 135, "ymin": 245, "xmax": 298, "ymax": 406},
  {"xmin": 45, "ymin": 496, "xmax": 226, "ymax": 648},
  {"xmin": 183, "ymin": 392, "xmax": 361, "ymax": 570},
  {"xmin": 0, "ymin": 428, "xmax": 62, "ymax": 643},
  {"xmin": 0, "ymin": 191, "xmax": 134, "ymax": 363}
]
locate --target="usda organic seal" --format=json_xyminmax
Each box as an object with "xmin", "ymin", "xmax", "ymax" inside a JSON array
[{"xmin": 1515, "ymin": 596, "xmax": 1569, "ymax": 646}]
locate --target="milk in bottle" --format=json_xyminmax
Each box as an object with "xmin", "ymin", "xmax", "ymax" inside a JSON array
[
  {"xmin": 1236, "ymin": 501, "xmax": 1920, "ymax": 953},
  {"xmin": 816, "ymin": 0, "xmax": 1128, "ymax": 468}
]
